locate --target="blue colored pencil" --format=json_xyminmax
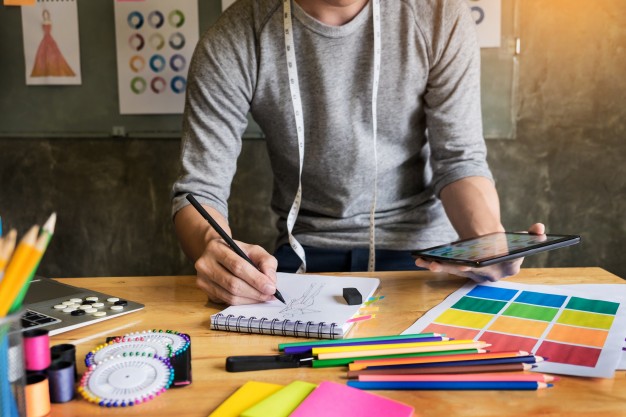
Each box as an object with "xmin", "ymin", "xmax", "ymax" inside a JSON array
[
  {"xmin": 347, "ymin": 380, "xmax": 552, "ymax": 390},
  {"xmin": 366, "ymin": 355, "xmax": 544, "ymax": 370},
  {"xmin": 283, "ymin": 336, "xmax": 449, "ymax": 354}
]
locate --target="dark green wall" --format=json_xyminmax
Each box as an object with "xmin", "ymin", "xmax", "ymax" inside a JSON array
[{"xmin": 0, "ymin": 0, "xmax": 624, "ymax": 279}]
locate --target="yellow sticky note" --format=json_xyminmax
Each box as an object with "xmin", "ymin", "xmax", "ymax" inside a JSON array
[
  {"xmin": 207, "ymin": 381, "xmax": 283, "ymax": 417},
  {"xmin": 241, "ymin": 381, "xmax": 317, "ymax": 417},
  {"xmin": 4, "ymin": 0, "xmax": 36, "ymax": 6}
]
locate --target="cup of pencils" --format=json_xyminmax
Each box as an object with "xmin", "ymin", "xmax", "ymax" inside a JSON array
[
  {"xmin": 0, "ymin": 214, "xmax": 56, "ymax": 417},
  {"xmin": 0, "ymin": 310, "xmax": 27, "ymax": 417}
]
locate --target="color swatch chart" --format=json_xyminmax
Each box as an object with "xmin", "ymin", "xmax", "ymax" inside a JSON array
[{"xmin": 403, "ymin": 281, "xmax": 626, "ymax": 377}]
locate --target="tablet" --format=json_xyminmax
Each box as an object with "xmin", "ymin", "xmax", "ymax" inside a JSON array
[{"xmin": 411, "ymin": 232, "xmax": 580, "ymax": 267}]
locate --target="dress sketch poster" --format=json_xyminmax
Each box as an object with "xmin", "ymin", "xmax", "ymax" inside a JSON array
[
  {"xmin": 114, "ymin": 0, "xmax": 199, "ymax": 114},
  {"xmin": 466, "ymin": 0, "xmax": 501, "ymax": 48},
  {"xmin": 21, "ymin": 0, "xmax": 82, "ymax": 85}
]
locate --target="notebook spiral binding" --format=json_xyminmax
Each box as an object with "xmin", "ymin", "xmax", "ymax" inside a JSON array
[{"xmin": 212, "ymin": 313, "xmax": 339, "ymax": 339}]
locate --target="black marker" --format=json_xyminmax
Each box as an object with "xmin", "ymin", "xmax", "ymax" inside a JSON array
[{"xmin": 186, "ymin": 194, "xmax": 286, "ymax": 304}]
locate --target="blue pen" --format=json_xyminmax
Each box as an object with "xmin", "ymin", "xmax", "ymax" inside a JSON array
[{"xmin": 347, "ymin": 380, "xmax": 553, "ymax": 390}]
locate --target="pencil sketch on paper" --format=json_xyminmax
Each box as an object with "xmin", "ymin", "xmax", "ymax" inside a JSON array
[{"xmin": 280, "ymin": 283, "xmax": 324, "ymax": 317}]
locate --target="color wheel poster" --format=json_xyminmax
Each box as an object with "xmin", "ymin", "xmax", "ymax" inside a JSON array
[
  {"xmin": 466, "ymin": 0, "xmax": 501, "ymax": 48},
  {"xmin": 114, "ymin": 0, "xmax": 199, "ymax": 114},
  {"xmin": 21, "ymin": 0, "xmax": 82, "ymax": 85},
  {"xmin": 403, "ymin": 280, "xmax": 626, "ymax": 377}
]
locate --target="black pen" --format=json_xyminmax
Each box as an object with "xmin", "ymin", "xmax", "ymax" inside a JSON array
[{"xmin": 186, "ymin": 194, "xmax": 286, "ymax": 304}]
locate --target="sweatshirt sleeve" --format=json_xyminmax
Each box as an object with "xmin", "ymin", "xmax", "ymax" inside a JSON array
[
  {"xmin": 422, "ymin": 0, "xmax": 493, "ymax": 197},
  {"xmin": 171, "ymin": 3, "xmax": 258, "ymax": 220}
]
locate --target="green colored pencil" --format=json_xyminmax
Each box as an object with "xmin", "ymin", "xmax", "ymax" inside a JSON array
[{"xmin": 278, "ymin": 333, "xmax": 441, "ymax": 351}]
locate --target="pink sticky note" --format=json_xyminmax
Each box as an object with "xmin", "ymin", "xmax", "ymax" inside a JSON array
[{"xmin": 289, "ymin": 381, "xmax": 414, "ymax": 417}]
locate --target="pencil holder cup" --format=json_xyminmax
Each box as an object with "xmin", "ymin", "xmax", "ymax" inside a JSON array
[{"xmin": 0, "ymin": 310, "xmax": 27, "ymax": 417}]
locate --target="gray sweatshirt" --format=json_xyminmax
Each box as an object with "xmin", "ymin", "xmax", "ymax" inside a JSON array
[{"xmin": 172, "ymin": 0, "xmax": 493, "ymax": 251}]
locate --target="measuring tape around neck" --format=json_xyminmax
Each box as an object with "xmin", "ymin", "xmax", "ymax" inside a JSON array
[{"xmin": 283, "ymin": 0, "xmax": 381, "ymax": 272}]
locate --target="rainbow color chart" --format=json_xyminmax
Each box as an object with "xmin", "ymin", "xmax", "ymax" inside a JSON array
[{"xmin": 403, "ymin": 281, "xmax": 626, "ymax": 377}]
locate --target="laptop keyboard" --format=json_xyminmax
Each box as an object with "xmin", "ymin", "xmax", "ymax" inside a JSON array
[{"xmin": 21, "ymin": 310, "xmax": 61, "ymax": 330}]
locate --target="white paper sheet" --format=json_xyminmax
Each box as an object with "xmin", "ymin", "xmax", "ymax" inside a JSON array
[
  {"xmin": 402, "ymin": 281, "xmax": 626, "ymax": 377},
  {"xmin": 114, "ymin": 0, "xmax": 199, "ymax": 114},
  {"xmin": 21, "ymin": 0, "xmax": 82, "ymax": 85},
  {"xmin": 466, "ymin": 0, "xmax": 501, "ymax": 48},
  {"xmin": 211, "ymin": 273, "xmax": 380, "ymax": 338}
]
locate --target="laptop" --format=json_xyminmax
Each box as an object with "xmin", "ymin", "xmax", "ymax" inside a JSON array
[{"xmin": 21, "ymin": 277, "xmax": 144, "ymax": 335}]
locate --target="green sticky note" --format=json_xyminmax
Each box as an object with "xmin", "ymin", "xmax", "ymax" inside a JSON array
[{"xmin": 240, "ymin": 381, "xmax": 317, "ymax": 417}]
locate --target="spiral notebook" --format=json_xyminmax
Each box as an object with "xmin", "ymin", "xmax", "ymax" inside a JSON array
[{"xmin": 210, "ymin": 273, "xmax": 380, "ymax": 339}]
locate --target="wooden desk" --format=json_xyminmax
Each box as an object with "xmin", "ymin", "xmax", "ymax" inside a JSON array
[{"xmin": 49, "ymin": 268, "xmax": 626, "ymax": 417}]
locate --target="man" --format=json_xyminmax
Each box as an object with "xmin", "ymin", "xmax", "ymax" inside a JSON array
[{"xmin": 172, "ymin": 0, "xmax": 544, "ymax": 305}]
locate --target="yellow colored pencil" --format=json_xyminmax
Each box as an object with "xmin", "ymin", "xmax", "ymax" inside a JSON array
[
  {"xmin": 9, "ymin": 213, "xmax": 57, "ymax": 313},
  {"xmin": 0, "ymin": 229, "xmax": 18, "ymax": 275},
  {"xmin": 316, "ymin": 342, "xmax": 491, "ymax": 361},
  {"xmin": 312, "ymin": 339, "xmax": 478, "ymax": 355},
  {"xmin": 0, "ymin": 225, "xmax": 39, "ymax": 316}
]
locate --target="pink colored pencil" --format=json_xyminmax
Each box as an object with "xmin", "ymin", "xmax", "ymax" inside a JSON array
[{"xmin": 358, "ymin": 372, "xmax": 558, "ymax": 383}]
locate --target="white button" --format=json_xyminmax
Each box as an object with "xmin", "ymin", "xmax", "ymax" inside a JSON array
[
  {"xmin": 85, "ymin": 308, "xmax": 98, "ymax": 314},
  {"xmin": 62, "ymin": 307, "xmax": 77, "ymax": 313},
  {"xmin": 62, "ymin": 301, "xmax": 75, "ymax": 305},
  {"xmin": 93, "ymin": 312, "xmax": 107, "ymax": 317},
  {"xmin": 107, "ymin": 297, "xmax": 119, "ymax": 303},
  {"xmin": 53, "ymin": 304, "xmax": 65, "ymax": 310},
  {"xmin": 91, "ymin": 303, "xmax": 104, "ymax": 308},
  {"xmin": 79, "ymin": 305, "xmax": 92, "ymax": 310},
  {"xmin": 70, "ymin": 298, "xmax": 82, "ymax": 303},
  {"xmin": 86, "ymin": 296, "xmax": 99, "ymax": 301},
  {"xmin": 110, "ymin": 305, "xmax": 124, "ymax": 311}
]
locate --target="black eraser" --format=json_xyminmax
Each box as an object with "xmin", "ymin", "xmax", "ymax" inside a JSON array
[{"xmin": 343, "ymin": 287, "xmax": 362, "ymax": 305}]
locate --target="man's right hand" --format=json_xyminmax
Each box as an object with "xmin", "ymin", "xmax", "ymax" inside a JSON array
[
  {"xmin": 173, "ymin": 203, "xmax": 278, "ymax": 305},
  {"xmin": 194, "ymin": 238, "xmax": 278, "ymax": 305}
]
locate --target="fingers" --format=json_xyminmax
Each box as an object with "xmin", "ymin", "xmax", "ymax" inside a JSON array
[
  {"xmin": 415, "ymin": 258, "xmax": 521, "ymax": 282},
  {"xmin": 194, "ymin": 239, "xmax": 278, "ymax": 305},
  {"xmin": 528, "ymin": 223, "xmax": 546, "ymax": 235}
]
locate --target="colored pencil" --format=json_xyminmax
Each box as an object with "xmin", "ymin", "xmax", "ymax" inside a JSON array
[
  {"xmin": 348, "ymin": 350, "xmax": 528, "ymax": 371},
  {"xmin": 9, "ymin": 213, "xmax": 56, "ymax": 314},
  {"xmin": 278, "ymin": 332, "xmax": 441, "ymax": 351},
  {"xmin": 0, "ymin": 225, "xmax": 39, "ymax": 316},
  {"xmin": 347, "ymin": 362, "xmax": 534, "ymax": 378},
  {"xmin": 312, "ymin": 339, "xmax": 480, "ymax": 355},
  {"xmin": 347, "ymin": 380, "xmax": 553, "ymax": 391},
  {"xmin": 317, "ymin": 342, "xmax": 490, "ymax": 361},
  {"xmin": 0, "ymin": 230, "xmax": 18, "ymax": 277},
  {"xmin": 358, "ymin": 372, "xmax": 557, "ymax": 383},
  {"xmin": 313, "ymin": 349, "xmax": 484, "ymax": 368},
  {"xmin": 359, "ymin": 355, "xmax": 545, "ymax": 371},
  {"xmin": 284, "ymin": 336, "xmax": 450, "ymax": 355}
]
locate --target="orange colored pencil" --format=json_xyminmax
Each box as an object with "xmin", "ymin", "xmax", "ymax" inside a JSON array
[
  {"xmin": 349, "ymin": 350, "xmax": 528, "ymax": 371},
  {"xmin": 0, "ymin": 225, "xmax": 39, "ymax": 316},
  {"xmin": 0, "ymin": 229, "xmax": 18, "ymax": 275}
]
